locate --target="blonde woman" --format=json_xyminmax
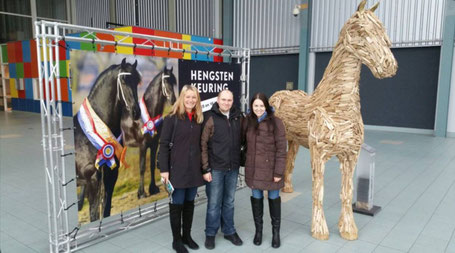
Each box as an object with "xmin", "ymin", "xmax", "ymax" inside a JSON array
[{"xmin": 159, "ymin": 85, "xmax": 204, "ymax": 253}]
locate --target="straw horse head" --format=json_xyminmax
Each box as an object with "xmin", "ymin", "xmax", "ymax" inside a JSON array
[{"xmin": 269, "ymin": 0, "xmax": 397, "ymax": 240}]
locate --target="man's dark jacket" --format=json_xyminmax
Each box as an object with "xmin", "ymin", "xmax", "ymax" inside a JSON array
[{"xmin": 201, "ymin": 103, "xmax": 243, "ymax": 173}]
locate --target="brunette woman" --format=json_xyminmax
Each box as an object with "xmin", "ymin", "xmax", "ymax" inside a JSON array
[
  {"xmin": 242, "ymin": 92, "xmax": 287, "ymax": 248},
  {"xmin": 159, "ymin": 85, "xmax": 204, "ymax": 253}
]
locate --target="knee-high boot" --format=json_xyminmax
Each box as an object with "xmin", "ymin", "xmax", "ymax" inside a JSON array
[
  {"xmin": 169, "ymin": 203, "xmax": 188, "ymax": 253},
  {"xmin": 250, "ymin": 197, "xmax": 263, "ymax": 245},
  {"xmin": 182, "ymin": 200, "xmax": 199, "ymax": 249},
  {"xmin": 268, "ymin": 197, "xmax": 281, "ymax": 248}
]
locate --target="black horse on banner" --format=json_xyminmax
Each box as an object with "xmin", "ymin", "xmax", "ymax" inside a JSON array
[
  {"xmin": 75, "ymin": 58, "xmax": 142, "ymax": 222},
  {"xmin": 137, "ymin": 66, "xmax": 177, "ymax": 198}
]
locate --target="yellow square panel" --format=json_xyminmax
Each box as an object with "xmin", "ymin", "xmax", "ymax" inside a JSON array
[
  {"xmin": 10, "ymin": 79, "xmax": 18, "ymax": 98},
  {"xmin": 114, "ymin": 27, "xmax": 134, "ymax": 55},
  {"xmin": 182, "ymin": 34, "xmax": 192, "ymax": 60}
]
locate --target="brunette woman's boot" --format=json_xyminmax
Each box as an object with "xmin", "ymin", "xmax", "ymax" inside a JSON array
[
  {"xmin": 269, "ymin": 197, "xmax": 281, "ymax": 248},
  {"xmin": 251, "ymin": 197, "xmax": 263, "ymax": 245}
]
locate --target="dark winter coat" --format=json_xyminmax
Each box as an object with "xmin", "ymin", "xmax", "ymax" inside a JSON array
[
  {"xmin": 243, "ymin": 114, "xmax": 287, "ymax": 190},
  {"xmin": 158, "ymin": 114, "xmax": 204, "ymax": 189},
  {"xmin": 201, "ymin": 103, "xmax": 243, "ymax": 173}
]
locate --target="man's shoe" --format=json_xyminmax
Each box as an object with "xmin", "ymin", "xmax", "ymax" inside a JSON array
[
  {"xmin": 205, "ymin": 236, "xmax": 215, "ymax": 250},
  {"xmin": 224, "ymin": 232, "xmax": 243, "ymax": 246}
]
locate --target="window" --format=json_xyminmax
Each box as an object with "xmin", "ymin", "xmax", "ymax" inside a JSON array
[
  {"xmin": 36, "ymin": 0, "xmax": 67, "ymax": 21},
  {"xmin": 0, "ymin": 0, "xmax": 31, "ymax": 15},
  {"xmin": 0, "ymin": 14, "xmax": 33, "ymax": 43}
]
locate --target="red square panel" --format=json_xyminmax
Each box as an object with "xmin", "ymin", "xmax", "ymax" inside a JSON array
[
  {"xmin": 60, "ymin": 78, "xmax": 69, "ymax": 102},
  {"xmin": 153, "ymin": 30, "xmax": 182, "ymax": 58},
  {"xmin": 7, "ymin": 42, "xmax": 16, "ymax": 63},
  {"xmin": 15, "ymin": 41, "xmax": 23, "ymax": 62},
  {"xmin": 213, "ymin": 39, "xmax": 223, "ymax": 62},
  {"xmin": 58, "ymin": 40, "xmax": 67, "ymax": 60},
  {"xmin": 31, "ymin": 59, "xmax": 38, "ymax": 78},
  {"xmin": 131, "ymin": 27, "xmax": 155, "ymax": 56},
  {"xmin": 97, "ymin": 33, "xmax": 115, "ymax": 53},
  {"xmin": 30, "ymin": 40, "xmax": 37, "ymax": 63},
  {"xmin": 24, "ymin": 62, "xmax": 32, "ymax": 78},
  {"xmin": 18, "ymin": 90, "xmax": 26, "ymax": 98}
]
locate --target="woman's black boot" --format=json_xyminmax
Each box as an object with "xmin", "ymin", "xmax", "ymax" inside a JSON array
[
  {"xmin": 251, "ymin": 197, "xmax": 263, "ymax": 245},
  {"xmin": 269, "ymin": 197, "xmax": 281, "ymax": 248}
]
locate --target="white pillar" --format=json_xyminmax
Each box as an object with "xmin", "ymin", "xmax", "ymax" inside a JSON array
[
  {"xmin": 447, "ymin": 46, "xmax": 455, "ymax": 137},
  {"xmin": 307, "ymin": 52, "xmax": 316, "ymax": 94}
]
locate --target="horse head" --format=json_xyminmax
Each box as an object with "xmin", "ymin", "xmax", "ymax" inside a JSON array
[
  {"xmin": 117, "ymin": 58, "xmax": 143, "ymax": 146},
  {"xmin": 341, "ymin": 0, "xmax": 397, "ymax": 79},
  {"xmin": 160, "ymin": 66, "xmax": 177, "ymax": 105}
]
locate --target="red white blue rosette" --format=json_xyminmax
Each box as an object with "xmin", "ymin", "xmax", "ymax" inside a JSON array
[
  {"xmin": 140, "ymin": 97, "xmax": 163, "ymax": 136},
  {"xmin": 146, "ymin": 120, "xmax": 155, "ymax": 132},
  {"xmin": 142, "ymin": 115, "xmax": 163, "ymax": 136},
  {"xmin": 96, "ymin": 143, "xmax": 116, "ymax": 169}
]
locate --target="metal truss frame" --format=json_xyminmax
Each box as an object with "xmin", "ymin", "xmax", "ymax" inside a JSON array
[{"xmin": 34, "ymin": 20, "xmax": 250, "ymax": 253}]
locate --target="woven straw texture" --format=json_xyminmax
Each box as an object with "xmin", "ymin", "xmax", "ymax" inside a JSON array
[{"xmin": 269, "ymin": 0, "xmax": 397, "ymax": 240}]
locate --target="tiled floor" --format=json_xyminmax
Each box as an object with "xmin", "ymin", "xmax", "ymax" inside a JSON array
[{"xmin": 1, "ymin": 111, "xmax": 455, "ymax": 253}]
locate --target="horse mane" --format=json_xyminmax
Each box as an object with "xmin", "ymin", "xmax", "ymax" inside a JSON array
[{"xmin": 88, "ymin": 64, "xmax": 121, "ymax": 99}]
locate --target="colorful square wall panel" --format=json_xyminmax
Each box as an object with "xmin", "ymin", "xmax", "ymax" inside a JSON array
[
  {"xmin": 1, "ymin": 45, "xmax": 8, "ymax": 62},
  {"xmin": 22, "ymin": 41, "xmax": 31, "ymax": 62}
]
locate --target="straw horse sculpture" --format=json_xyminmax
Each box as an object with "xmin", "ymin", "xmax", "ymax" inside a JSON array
[{"xmin": 269, "ymin": 1, "xmax": 397, "ymax": 240}]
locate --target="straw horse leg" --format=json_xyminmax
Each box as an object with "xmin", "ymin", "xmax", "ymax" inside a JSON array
[
  {"xmin": 338, "ymin": 153, "xmax": 359, "ymax": 240},
  {"xmin": 308, "ymin": 107, "xmax": 337, "ymax": 239},
  {"xmin": 310, "ymin": 145, "xmax": 329, "ymax": 240},
  {"xmin": 283, "ymin": 140, "xmax": 300, "ymax": 193}
]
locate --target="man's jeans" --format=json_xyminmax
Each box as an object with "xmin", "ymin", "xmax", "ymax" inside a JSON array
[{"xmin": 205, "ymin": 168, "xmax": 239, "ymax": 236}]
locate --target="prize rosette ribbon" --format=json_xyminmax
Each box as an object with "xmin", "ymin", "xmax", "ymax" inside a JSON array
[
  {"xmin": 95, "ymin": 143, "xmax": 116, "ymax": 169},
  {"xmin": 77, "ymin": 98, "xmax": 127, "ymax": 170},
  {"xmin": 140, "ymin": 97, "xmax": 163, "ymax": 136},
  {"xmin": 142, "ymin": 115, "xmax": 163, "ymax": 136}
]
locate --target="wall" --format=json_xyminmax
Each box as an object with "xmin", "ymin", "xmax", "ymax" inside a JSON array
[
  {"xmin": 74, "ymin": 0, "xmax": 220, "ymax": 38},
  {"xmin": 232, "ymin": 0, "xmax": 301, "ymax": 55},
  {"xmin": 314, "ymin": 47, "xmax": 440, "ymax": 129},
  {"xmin": 1, "ymin": 40, "xmax": 72, "ymax": 115},
  {"xmin": 311, "ymin": 0, "xmax": 445, "ymax": 51},
  {"xmin": 249, "ymin": 54, "xmax": 299, "ymax": 100}
]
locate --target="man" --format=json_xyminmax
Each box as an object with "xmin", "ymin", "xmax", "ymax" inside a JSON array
[{"xmin": 201, "ymin": 89, "xmax": 243, "ymax": 250}]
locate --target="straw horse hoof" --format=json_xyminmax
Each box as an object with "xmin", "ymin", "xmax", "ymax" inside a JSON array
[
  {"xmin": 311, "ymin": 208, "xmax": 329, "ymax": 240},
  {"xmin": 339, "ymin": 213, "xmax": 358, "ymax": 240},
  {"xmin": 312, "ymin": 231, "xmax": 329, "ymax": 240},
  {"xmin": 282, "ymin": 173, "xmax": 294, "ymax": 193},
  {"xmin": 311, "ymin": 223, "xmax": 329, "ymax": 240},
  {"xmin": 282, "ymin": 183, "xmax": 294, "ymax": 193},
  {"xmin": 340, "ymin": 230, "xmax": 358, "ymax": 241}
]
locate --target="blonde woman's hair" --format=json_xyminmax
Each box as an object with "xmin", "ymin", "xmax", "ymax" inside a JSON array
[{"xmin": 172, "ymin": 85, "xmax": 204, "ymax": 124}]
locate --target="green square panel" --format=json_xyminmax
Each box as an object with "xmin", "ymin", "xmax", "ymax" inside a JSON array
[
  {"xmin": 16, "ymin": 63, "xmax": 24, "ymax": 78},
  {"xmin": 59, "ymin": 60, "xmax": 67, "ymax": 77},
  {"xmin": 80, "ymin": 32, "xmax": 97, "ymax": 51},
  {"xmin": 1, "ymin": 45, "xmax": 8, "ymax": 62}
]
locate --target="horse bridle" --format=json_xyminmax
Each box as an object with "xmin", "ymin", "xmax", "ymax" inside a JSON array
[
  {"xmin": 161, "ymin": 73, "xmax": 172, "ymax": 100},
  {"xmin": 117, "ymin": 72, "xmax": 132, "ymax": 111}
]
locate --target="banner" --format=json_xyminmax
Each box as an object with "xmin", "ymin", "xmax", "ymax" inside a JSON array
[
  {"xmin": 71, "ymin": 52, "xmax": 242, "ymax": 225},
  {"xmin": 178, "ymin": 59, "xmax": 242, "ymax": 111},
  {"xmin": 71, "ymin": 51, "xmax": 178, "ymax": 224}
]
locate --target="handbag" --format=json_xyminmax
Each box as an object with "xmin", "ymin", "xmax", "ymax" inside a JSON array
[
  {"xmin": 157, "ymin": 116, "xmax": 178, "ymax": 170},
  {"xmin": 240, "ymin": 144, "xmax": 247, "ymax": 167}
]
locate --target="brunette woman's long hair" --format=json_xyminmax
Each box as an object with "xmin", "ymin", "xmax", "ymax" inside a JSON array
[{"xmin": 246, "ymin": 92, "xmax": 275, "ymax": 132}]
